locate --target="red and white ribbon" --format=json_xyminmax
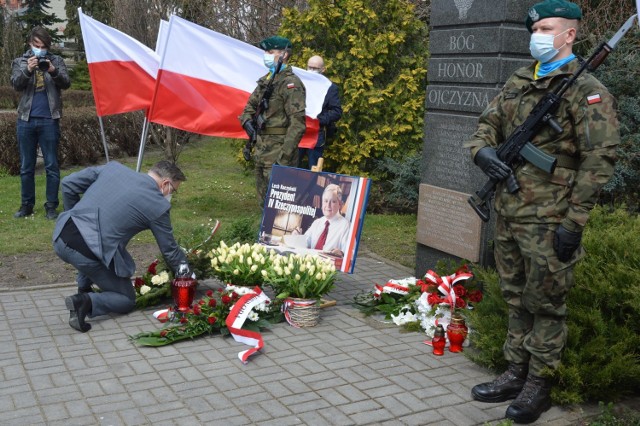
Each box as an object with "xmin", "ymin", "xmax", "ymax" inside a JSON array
[
  {"xmin": 225, "ymin": 286, "xmax": 270, "ymax": 364},
  {"xmin": 281, "ymin": 298, "xmax": 319, "ymax": 328},
  {"xmin": 424, "ymin": 269, "xmax": 473, "ymax": 311},
  {"xmin": 373, "ymin": 280, "xmax": 411, "ymax": 298},
  {"xmin": 153, "ymin": 308, "xmax": 170, "ymax": 323}
]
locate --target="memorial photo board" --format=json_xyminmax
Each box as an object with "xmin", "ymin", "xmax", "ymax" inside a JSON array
[{"xmin": 259, "ymin": 165, "xmax": 371, "ymax": 273}]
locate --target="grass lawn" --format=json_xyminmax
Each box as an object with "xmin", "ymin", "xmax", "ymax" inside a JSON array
[{"xmin": 0, "ymin": 136, "xmax": 417, "ymax": 269}]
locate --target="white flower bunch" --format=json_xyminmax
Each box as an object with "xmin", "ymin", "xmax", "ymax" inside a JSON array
[
  {"xmin": 264, "ymin": 253, "xmax": 337, "ymax": 300},
  {"xmin": 391, "ymin": 305, "xmax": 418, "ymax": 326},
  {"xmin": 150, "ymin": 271, "xmax": 170, "ymax": 286},
  {"xmin": 208, "ymin": 241, "xmax": 274, "ymax": 286}
]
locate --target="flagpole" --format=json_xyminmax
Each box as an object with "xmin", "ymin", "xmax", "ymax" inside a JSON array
[
  {"xmin": 136, "ymin": 115, "xmax": 151, "ymax": 172},
  {"xmin": 98, "ymin": 116, "xmax": 110, "ymax": 162}
]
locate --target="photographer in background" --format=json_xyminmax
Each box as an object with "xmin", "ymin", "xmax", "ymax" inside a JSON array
[{"xmin": 11, "ymin": 27, "xmax": 70, "ymax": 220}]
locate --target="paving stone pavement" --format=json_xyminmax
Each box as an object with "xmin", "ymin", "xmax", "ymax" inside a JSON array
[{"xmin": 0, "ymin": 253, "xmax": 604, "ymax": 426}]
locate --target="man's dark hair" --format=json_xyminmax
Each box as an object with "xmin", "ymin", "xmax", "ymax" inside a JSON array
[
  {"xmin": 29, "ymin": 27, "xmax": 52, "ymax": 49},
  {"xmin": 150, "ymin": 161, "xmax": 186, "ymax": 183}
]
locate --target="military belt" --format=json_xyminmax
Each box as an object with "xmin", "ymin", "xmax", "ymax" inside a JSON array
[
  {"xmin": 260, "ymin": 127, "xmax": 287, "ymax": 135},
  {"xmin": 555, "ymin": 154, "xmax": 580, "ymax": 170}
]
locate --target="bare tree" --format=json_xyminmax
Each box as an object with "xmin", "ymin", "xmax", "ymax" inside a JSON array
[{"xmin": 0, "ymin": 10, "xmax": 25, "ymax": 88}]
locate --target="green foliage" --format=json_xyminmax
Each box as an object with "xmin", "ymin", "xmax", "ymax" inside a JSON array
[
  {"xmin": 64, "ymin": 0, "xmax": 113, "ymax": 49},
  {"xmin": 587, "ymin": 402, "xmax": 640, "ymax": 426},
  {"xmin": 466, "ymin": 206, "xmax": 640, "ymax": 404},
  {"xmin": 217, "ymin": 216, "xmax": 261, "ymax": 245},
  {"xmin": 592, "ymin": 30, "xmax": 640, "ymax": 212},
  {"xmin": 464, "ymin": 266, "xmax": 510, "ymax": 372},
  {"xmin": 369, "ymin": 153, "xmax": 421, "ymax": 213},
  {"xmin": 279, "ymin": 0, "xmax": 428, "ymax": 176},
  {"xmin": 69, "ymin": 60, "xmax": 92, "ymax": 90},
  {"xmin": 15, "ymin": 0, "xmax": 63, "ymax": 45}
]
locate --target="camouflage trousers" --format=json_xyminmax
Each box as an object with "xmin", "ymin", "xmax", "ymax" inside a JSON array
[
  {"xmin": 254, "ymin": 134, "xmax": 298, "ymax": 205},
  {"xmin": 494, "ymin": 217, "xmax": 584, "ymax": 376}
]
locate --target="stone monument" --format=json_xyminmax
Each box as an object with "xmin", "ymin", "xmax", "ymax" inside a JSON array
[{"xmin": 416, "ymin": 0, "xmax": 535, "ymax": 274}]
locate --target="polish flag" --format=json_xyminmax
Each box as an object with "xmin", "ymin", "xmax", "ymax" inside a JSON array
[
  {"xmin": 78, "ymin": 9, "xmax": 159, "ymax": 116},
  {"xmin": 148, "ymin": 15, "xmax": 331, "ymax": 147}
]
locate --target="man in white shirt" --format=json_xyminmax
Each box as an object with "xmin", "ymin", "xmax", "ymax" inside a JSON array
[{"xmin": 294, "ymin": 184, "xmax": 349, "ymax": 256}]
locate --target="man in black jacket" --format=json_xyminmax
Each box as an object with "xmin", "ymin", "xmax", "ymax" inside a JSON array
[
  {"xmin": 299, "ymin": 55, "xmax": 342, "ymax": 169},
  {"xmin": 11, "ymin": 27, "xmax": 70, "ymax": 220}
]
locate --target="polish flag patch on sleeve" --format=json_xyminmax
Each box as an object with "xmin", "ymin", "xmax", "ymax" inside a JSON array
[
  {"xmin": 287, "ymin": 83, "xmax": 296, "ymax": 89},
  {"xmin": 587, "ymin": 93, "xmax": 602, "ymax": 105}
]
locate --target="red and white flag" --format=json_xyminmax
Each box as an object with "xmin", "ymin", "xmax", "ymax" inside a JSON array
[
  {"xmin": 78, "ymin": 8, "xmax": 159, "ymax": 116},
  {"xmin": 148, "ymin": 15, "xmax": 331, "ymax": 145}
]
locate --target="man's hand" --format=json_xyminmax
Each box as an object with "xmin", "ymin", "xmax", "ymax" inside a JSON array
[
  {"xmin": 554, "ymin": 225, "xmax": 582, "ymax": 262},
  {"xmin": 474, "ymin": 147, "xmax": 511, "ymax": 181},
  {"xmin": 242, "ymin": 121, "xmax": 256, "ymax": 140}
]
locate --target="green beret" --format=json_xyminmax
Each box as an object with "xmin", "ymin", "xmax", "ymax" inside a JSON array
[
  {"xmin": 525, "ymin": 0, "xmax": 582, "ymax": 33},
  {"xmin": 259, "ymin": 36, "xmax": 292, "ymax": 51}
]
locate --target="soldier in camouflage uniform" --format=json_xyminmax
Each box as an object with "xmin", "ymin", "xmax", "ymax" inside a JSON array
[
  {"xmin": 465, "ymin": 1, "xmax": 620, "ymax": 423},
  {"xmin": 239, "ymin": 36, "xmax": 306, "ymax": 205}
]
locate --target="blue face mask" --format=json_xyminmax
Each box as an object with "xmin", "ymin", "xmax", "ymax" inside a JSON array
[
  {"xmin": 529, "ymin": 29, "xmax": 568, "ymax": 63},
  {"xmin": 31, "ymin": 46, "xmax": 47, "ymax": 57},
  {"xmin": 263, "ymin": 53, "xmax": 275, "ymax": 69}
]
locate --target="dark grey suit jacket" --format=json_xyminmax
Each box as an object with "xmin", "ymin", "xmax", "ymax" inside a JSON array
[{"xmin": 53, "ymin": 161, "xmax": 187, "ymax": 278}]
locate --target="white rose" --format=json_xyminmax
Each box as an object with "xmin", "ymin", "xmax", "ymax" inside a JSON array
[
  {"xmin": 140, "ymin": 285, "xmax": 151, "ymax": 295},
  {"xmin": 151, "ymin": 275, "xmax": 163, "ymax": 285}
]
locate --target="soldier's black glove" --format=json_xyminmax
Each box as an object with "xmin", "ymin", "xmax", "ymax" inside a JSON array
[
  {"xmin": 553, "ymin": 224, "xmax": 582, "ymax": 262},
  {"xmin": 474, "ymin": 147, "xmax": 511, "ymax": 181},
  {"xmin": 243, "ymin": 121, "xmax": 256, "ymax": 140}
]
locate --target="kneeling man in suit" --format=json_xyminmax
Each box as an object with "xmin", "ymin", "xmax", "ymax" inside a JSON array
[{"xmin": 53, "ymin": 160, "xmax": 189, "ymax": 332}]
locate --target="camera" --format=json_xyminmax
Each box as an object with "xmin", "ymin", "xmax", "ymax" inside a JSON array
[{"xmin": 37, "ymin": 57, "xmax": 49, "ymax": 72}]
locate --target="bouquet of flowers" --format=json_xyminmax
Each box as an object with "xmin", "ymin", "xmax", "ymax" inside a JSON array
[
  {"xmin": 129, "ymin": 285, "xmax": 277, "ymax": 346},
  {"xmin": 353, "ymin": 261, "xmax": 482, "ymax": 337},
  {"xmin": 209, "ymin": 241, "xmax": 274, "ymax": 287},
  {"xmin": 134, "ymin": 259, "xmax": 173, "ymax": 309},
  {"xmin": 133, "ymin": 221, "xmax": 219, "ymax": 309},
  {"xmin": 263, "ymin": 253, "xmax": 337, "ymax": 300}
]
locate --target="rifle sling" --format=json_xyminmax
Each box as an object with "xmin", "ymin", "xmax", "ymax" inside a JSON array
[{"xmin": 555, "ymin": 154, "xmax": 579, "ymax": 170}]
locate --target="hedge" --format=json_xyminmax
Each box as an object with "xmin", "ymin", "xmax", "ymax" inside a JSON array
[{"xmin": 0, "ymin": 107, "xmax": 147, "ymax": 174}]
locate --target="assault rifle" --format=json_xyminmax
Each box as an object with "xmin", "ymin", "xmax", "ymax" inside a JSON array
[
  {"xmin": 242, "ymin": 55, "xmax": 285, "ymax": 161},
  {"xmin": 468, "ymin": 14, "xmax": 637, "ymax": 222}
]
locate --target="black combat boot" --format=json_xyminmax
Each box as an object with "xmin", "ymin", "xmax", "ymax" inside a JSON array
[
  {"xmin": 471, "ymin": 363, "xmax": 528, "ymax": 402},
  {"xmin": 505, "ymin": 374, "xmax": 552, "ymax": 424}
]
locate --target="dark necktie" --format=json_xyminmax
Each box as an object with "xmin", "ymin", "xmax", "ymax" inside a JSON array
[{"xmin": 315, "ymin": 220, "xmax": 330, "ymax": 250}]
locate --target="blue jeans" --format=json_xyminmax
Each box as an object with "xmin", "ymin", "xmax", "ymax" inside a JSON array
[{"xmin": 17, "ymin": 118, "xmax": 60, "ymax": 208}]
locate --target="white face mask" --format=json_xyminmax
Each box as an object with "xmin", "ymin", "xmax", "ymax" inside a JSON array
[
  {"xmin": 529, "ymin": 29, "xmax": 569, "ymax": 63},
  {"xmin": 263, "ymin": 53, "xmax": 275, "ymax": 69},
  {"xmin": 164, "ymin": 193, "xmax": 172, "ymax": 202}
]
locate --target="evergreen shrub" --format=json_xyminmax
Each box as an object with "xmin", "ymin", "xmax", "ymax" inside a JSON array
[
  {"xmin": 466, "ymin": 206, "xmax": 640, "ymax": 404},
  {"xmin": 368, "ymin": 153, "xmax": 421, "ymax": 213},
  {"xmin": 593, "ymin": 31, "xmax": 640, "ymax": 212}
]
